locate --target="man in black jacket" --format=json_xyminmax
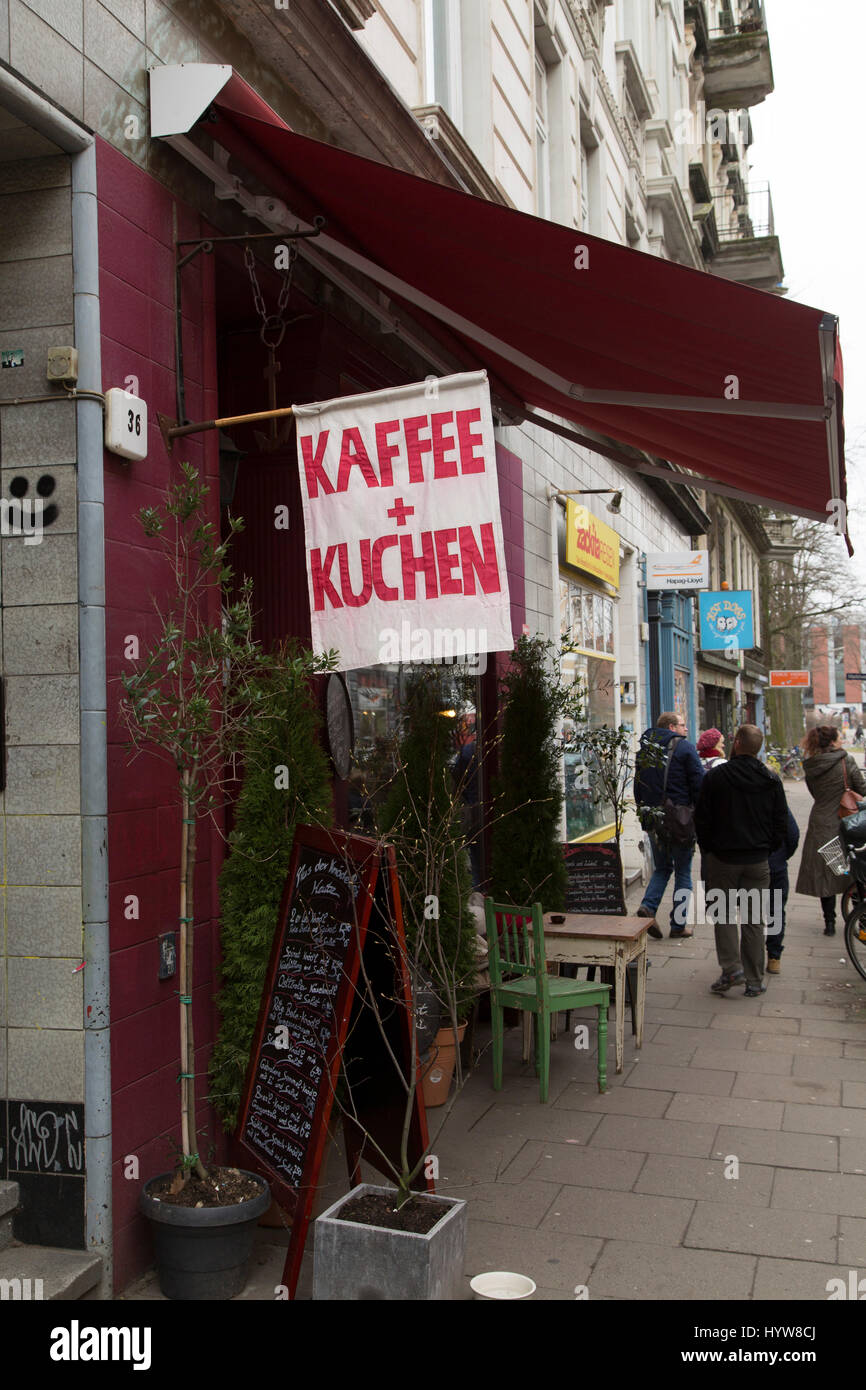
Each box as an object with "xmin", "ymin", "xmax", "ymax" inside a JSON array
[
  {"xmin": 634, "ymin": 712, "xmax": 705, "ymax": 939},
  {"xmin": 695, "ymin": 724, "xmax": 789, "ymax": 996}
]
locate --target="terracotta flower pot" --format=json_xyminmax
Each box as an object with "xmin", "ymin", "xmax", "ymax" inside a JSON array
[{"xmin": 420, "ymin": 1022, "xmax": 467, "ymax": 1107}]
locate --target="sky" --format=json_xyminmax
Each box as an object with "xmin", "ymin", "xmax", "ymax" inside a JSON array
[{"xmin": 747, "ymin": 0, "xmax": 866, "ymax": 579}]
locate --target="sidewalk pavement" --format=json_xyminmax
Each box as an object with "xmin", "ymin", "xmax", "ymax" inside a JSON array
[{"xmin": 123, "ymin": 778, "xmax": 866, "ymax": 1301}]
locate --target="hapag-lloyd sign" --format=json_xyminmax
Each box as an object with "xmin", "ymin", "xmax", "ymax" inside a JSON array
[{"xmin": 294, "ymin": 372, "xmax": 513, "ymax": 671}]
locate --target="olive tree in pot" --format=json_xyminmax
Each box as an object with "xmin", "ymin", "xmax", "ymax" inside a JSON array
[
  {"xmin": 121, "ymin": 463, "xmax": 335, "ymax": 1299},
  {"xmin": 312, "ymin": 667, "xmax": 482, "ymax": 1300}
]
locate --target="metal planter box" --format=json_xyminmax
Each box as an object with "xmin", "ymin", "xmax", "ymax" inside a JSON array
[{"xmin": 312, "ymin": 1183, "xmax": 467, "ymax": 1300}]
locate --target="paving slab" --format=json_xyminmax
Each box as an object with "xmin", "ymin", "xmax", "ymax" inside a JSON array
[
  {"xmin": 468, "ymin": 1101, "xmax": 603, "ymax": 1147},
  {"xmin": 712, "ymin": 1013, "xmax": 801, "ymax": 1035},
  {"xmin": 690, "ymin": 1047, "xmax": 792, "ymax": 1076},
  {"xmin": 504, "ymin": 1138, "xmax": 646, "ymax": 1190},
  {"xmin": 684, "ymin": 1202, "xmax": 837, "ymax": 1262},
  {"xmin": 713, "ymin": 1126, "xmax": 839, "ymax": 1171},
  {"xmin": 554, "ymin": 1081, "xmax": 673, "ymax": 1117},
  {"xmin": 460, "ymin": 1178, "xmax": 563, "ymax": 1227},
  {"xmin": 624, "ymin": 1063, "xmax": 735, "ymax": 1096},
  {"xmin": 654, "ymin": 1024, "xmax": 750, "ymax": 1050},
  {"xmin": 635, "ymin": 1153, "xmax": 774, "ymax": 1207},
  {"xmin": 539, "ymin": 1186, "xmax": 695, "ymax": 1245},
  {"xmin": 588, "ymin": 1239, "xmax": 756, "ymax": 1301},
  {"xmin": 782, "ymin": 1102, "xmax": 866, "ymax": 1137},
  {"xmin": 667, "ymin": 1093, "xmax": 784, "ymax": 1129},
  {"xmin": 839, "ymin": 1138, "xmax": 866, "ymax": 1174},
  {"xmin": 624, "ymin": 1040, "xmax": 700, "ymax": 1066},
  {"xmin": 589, "ymin": 1113, "xmax": 718, "ymax": 1157},
  {"xmin": 747, "ymin": 1033, "xmax": 844, "ymax": 1057},
  {"xmin": 837, "ymin": 1217, "xmax": 866, "ymax": 1265},
  {"xmin": 760, "ymin": 1002, "xmax": 849, "ymax": 1021},
  {"xmin": 463, "ymin": 1220, "xmax": 602, "ymax": 1293},
  {"xmin": 771, "ymin": 1167, "xmax": 866, "ymax": 1216},
  {"xmin": 640, "ymin": 1007, "xmax": 715, "ymax": 1028},
  {"xmin": 732, "ymin": 1073, "xmax": 842, "ymax": 1106},
  {"xmin": 753, "ymin": 1256, "xmax": 845, "ymax": 1301},
  {"xmin": 792, "ymin": 1054, "xmax": 866, "ymax": 1083},
  {"xmin": 841, "ymin": 1080, "xmax": 866, "ymax": 1108}
]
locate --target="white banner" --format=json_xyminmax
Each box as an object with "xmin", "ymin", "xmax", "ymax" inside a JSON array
[
  {"xmin": 294, "ymin": 371, "xmax": 513, "ymax": 671},
  {"xmin": 645, "ymin": 551, "xmax": 709, "ymax": 590}
]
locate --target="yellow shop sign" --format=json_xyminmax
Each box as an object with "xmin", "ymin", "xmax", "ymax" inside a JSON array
[{"xmin": 565, "ymin": 501, "xmax": 620, "ymax": 590}]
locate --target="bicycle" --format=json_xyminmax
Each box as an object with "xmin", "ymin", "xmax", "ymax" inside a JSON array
[
  {"xmin": 780, "ymin": 747, "xmax": 805, "ymax": 780},
  {"xmin": 818, "ymin": 824, "xmax": 866, "ymax": 982}
]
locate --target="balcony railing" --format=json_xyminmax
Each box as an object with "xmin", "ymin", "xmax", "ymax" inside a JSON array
[
  {"xmin": 711, "ymin": 182, "xmax": 774, "ymax": 241},
  {"xmin": 709, "ymin": 1, "xmax": 766, "ymax": 37}
]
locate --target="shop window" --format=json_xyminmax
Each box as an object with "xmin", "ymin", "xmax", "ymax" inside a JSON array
[{"xmin": 559, "ymin": 574, "xmax": 617, "ymax": 841}]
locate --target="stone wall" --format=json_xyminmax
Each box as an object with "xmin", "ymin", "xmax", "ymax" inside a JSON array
[{"xmin": 0, "ymin": 149, "xmax": 84, "ymax": 1245}]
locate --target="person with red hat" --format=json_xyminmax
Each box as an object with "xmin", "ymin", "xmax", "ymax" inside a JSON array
[{"xmin": 697, "ymin": 728, "xmax": 727, "ymax": 770}]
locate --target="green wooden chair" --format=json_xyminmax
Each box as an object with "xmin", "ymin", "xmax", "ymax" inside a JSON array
[{"xmin": 484, "ymin": 899, "xmax": 610, "ymax": 1100}]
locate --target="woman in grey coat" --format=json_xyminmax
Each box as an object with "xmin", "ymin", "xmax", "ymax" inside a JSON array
[{"xmin": 796, "ymin": 724, "xmax": 866, "ymax": 933}]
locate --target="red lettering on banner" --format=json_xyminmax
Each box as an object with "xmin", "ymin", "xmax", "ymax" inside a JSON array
[
  {"xmin": 338, "ymin": 538, "xmax": 373, "ymax": 607},
  {"xmin": 434, "ymin": 528, "xmax": 462, "ymax": 595},
  {"xmin": 458, "ymin": 523, "xmax": 501, "ymax": 595},
  {"xmin": 375, "ymin": 420, "xmax": 401, "ymax": 488},
  {"xmin": 431, "ymin": 411, "xmax": 458, "ymax": 479},
  {"xmin": 310, "ymin": 544, "xmax": 342, "ymax": 610},
  {"xmin": 399, "ymin": 531, "xmax": 439, "ymax": 600},
  {"xmin": 404, "ymin": 416, "xmax": 434, "ymax": 483},
  {"xmin": 300, "ymin": 432, "xmax": 333, "ymax": 499},
  {"xmin": 372, "ymin": 535, "xmax": 399, "ymax": 601},
  {"xmin": 455, "ymin": 409, "xmax": 485, "ymax": 474},
  {"xmin": 336, "ymin": 428, "xmax": 379, "ymax": 492}
]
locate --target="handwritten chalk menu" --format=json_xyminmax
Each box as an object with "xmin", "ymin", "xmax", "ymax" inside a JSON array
[
  {"xmin": 238, "ymin": 825, "xmax": 429, "ymax": 1300},
  {"xmin": 562, "ymin": 842, "xmax": 626, "ymax": 915}
]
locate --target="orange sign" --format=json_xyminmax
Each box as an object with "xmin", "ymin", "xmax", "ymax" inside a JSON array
[{"xmin": 769, "ymin": 670, "xmax": 810, "ymax": 688}]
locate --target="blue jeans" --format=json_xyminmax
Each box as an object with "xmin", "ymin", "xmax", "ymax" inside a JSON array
[{"xmin": 641, "ymin": 836, "xmax": 695, "ymax": 929}]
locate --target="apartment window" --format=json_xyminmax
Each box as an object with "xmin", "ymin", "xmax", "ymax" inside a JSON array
[
  {"xmin": 580, "ymin": 144, "xmax": 590, "ymax": 230},
  {"xmin": 535, "ymin": 52, "xmax": 551, "ymax": 218},
  {"xmin": 424, "ymin": 0, "xmax": 462, "ymax": 125}
]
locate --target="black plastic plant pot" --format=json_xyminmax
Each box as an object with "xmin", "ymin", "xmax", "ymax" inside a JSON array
[{"xmin": 140, "ymin": 1171, "xmax": 271, "ymax": 1300}]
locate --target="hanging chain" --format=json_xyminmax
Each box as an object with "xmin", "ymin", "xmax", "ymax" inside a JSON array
[{"xmin": 243, "ymin": 237, "xmax": 298, "ymax": 350}]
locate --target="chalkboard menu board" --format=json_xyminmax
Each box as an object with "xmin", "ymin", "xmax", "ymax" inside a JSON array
[
  {"xmin": 238, "ymin": 824, "xmax": 429, "ymax": 1299},
  {"xmin": 562, "ymin": 842, "xmax": 626, "ymax": 915}
]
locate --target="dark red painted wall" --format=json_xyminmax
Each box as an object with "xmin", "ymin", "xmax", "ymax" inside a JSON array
[{"xmin": 97, "ymin": 138, "xmax": 224, "ymax": 1291}]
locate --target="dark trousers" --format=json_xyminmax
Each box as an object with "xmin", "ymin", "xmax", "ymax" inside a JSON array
[
  {"xmin": 767, "ymin": 866, "xmax": 789, "ymax": 960},
  {"xmin": 703, "ymin": 852, "xmax": 769, "ymax": 987},
  {"xmin": 821, "ymin": 894, "xmax": 837, "ymax": 928}
]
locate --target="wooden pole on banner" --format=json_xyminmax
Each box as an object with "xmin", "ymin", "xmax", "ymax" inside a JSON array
[{"xmin": 158, "ymin": 406, "xmax": 294, "ymax": 452}]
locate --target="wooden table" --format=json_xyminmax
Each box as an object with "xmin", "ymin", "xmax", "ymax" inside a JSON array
[{"xmin": 536, "ymin": 913, "xmax": 649, "ymax": 1074}]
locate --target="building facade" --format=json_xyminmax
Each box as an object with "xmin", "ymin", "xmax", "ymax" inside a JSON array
[{"xmin": 0, "ymin": 0, "xmax": 786, "ymax": 1293}]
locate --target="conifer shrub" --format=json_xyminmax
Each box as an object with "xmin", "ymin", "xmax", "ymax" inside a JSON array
[
  {"xmin": 377, "ymin": 668, "xmax": 477, "ymax": 1023},
  {"xmin": 490, "ymin": 634, "xmax": 578, "ymax": 911},
  {"xmin": 208, "ymin": 649, "xmax": 334, "ymax": 1130}
]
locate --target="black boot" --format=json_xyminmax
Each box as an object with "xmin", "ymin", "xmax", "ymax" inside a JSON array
[{"xmin": 822, "ymin": 896, "xmax": 837, "ymax": 936}]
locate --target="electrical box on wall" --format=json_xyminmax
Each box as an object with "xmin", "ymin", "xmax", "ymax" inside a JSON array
[
  {"xmin": 621, "ymin": 680, "xmax": 637, "ymax": 705},
  {"xmin": 639, "ymin": 621, "xmax": 650, "ymax": 642},
  {"xmin": 46, "ymin": 346, "xmax": 79, "ymax": 382},
  {"xmin": 104, "ymin": 387, "xmax": 148, "ymax": 462}
]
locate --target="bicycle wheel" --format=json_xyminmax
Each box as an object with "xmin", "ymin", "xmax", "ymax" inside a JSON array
[{"xmin": 843, "ymin": 902, "xmax": 866, "ymax": 983}]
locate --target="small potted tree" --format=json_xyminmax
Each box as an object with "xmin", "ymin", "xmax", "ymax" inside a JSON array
[
  {"xmin": 311, "ymin": 666, "xmax": 482, "ymax": 1300},
  {"xmin": 122, "ymin": 463, "xmax": 335, "ymax": 1298}
]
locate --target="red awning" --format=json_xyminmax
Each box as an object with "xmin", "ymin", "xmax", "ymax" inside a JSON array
[{"xmin": 205, "ymin": 85, "xmax": 847, "ymax": 541}]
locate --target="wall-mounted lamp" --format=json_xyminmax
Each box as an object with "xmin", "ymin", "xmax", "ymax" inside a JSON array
[{"xmin": 549, "ymin": 487, "xmax": 623, "ymax": 516}]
